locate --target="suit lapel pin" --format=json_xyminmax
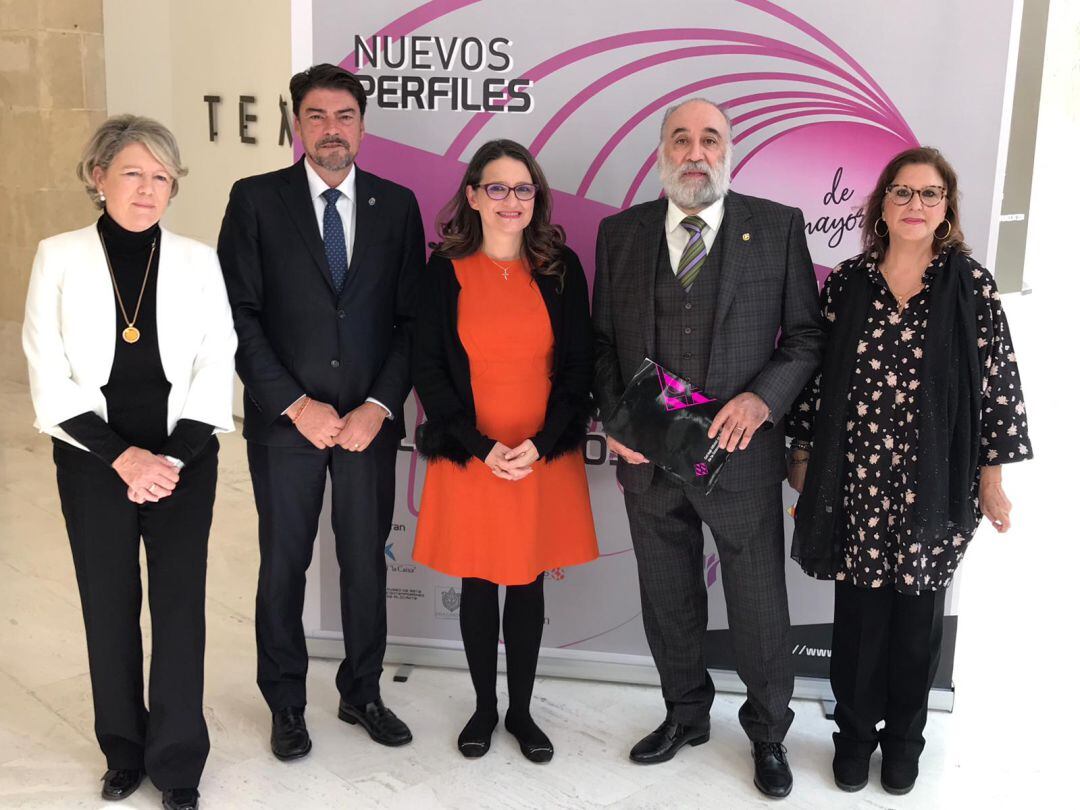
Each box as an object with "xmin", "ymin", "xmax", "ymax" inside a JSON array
[
  {"xmin": 742, "ymin": 232, "xmax": 751, "ymax": 242},
  {"xmin": 368, "ymin": 197, "xmax": 376, "ymax": 206}
]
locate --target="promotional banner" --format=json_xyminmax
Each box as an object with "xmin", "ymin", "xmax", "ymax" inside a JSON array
[{"xmin": 298, "ymin": 0, "xmax": 1018, "ymax": 703}]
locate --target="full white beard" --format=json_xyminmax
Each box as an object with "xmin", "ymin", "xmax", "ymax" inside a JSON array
[{"xmin": 658, "ymin": 147, "xmax": 732, "ymax": 210}]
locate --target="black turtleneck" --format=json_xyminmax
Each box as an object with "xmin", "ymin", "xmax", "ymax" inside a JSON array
[{"xmin": 59, "ymin": 211, "xmax": 214, "ymax": 465}]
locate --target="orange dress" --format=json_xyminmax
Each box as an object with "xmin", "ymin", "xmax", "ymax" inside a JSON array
[{"xmin": 412, "ymin": 253, "xmax": 599, "ymax": 585}]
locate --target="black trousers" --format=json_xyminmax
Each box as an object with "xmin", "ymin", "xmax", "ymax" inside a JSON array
[
  {"xmin": 54, "ymin": 438, "xmax": 217, "ymax": 790},
  {"xmin": 830, "ymin": 579, "xmax": 946, "ymax": 764},
  {"xmin": 248, "ymin": 432, "xmax": 396, "ymax": 711},
  {"xmin": 624, "ymin": 475, "xmax": 794, "ymax": 740}
]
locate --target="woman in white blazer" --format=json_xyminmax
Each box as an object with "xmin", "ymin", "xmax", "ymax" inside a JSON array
[{"xmin": 22, "ymin": 116, "xmax": 235, "ymax": 810}]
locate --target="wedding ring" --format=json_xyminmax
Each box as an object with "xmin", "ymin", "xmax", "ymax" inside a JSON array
[
  {"xmin": 735, "ymin": 425, "xmax": 746, "ymax": 432},
  {"xmin": 148, "ymin": 483, "xmax": 157, "ymax": 494}
]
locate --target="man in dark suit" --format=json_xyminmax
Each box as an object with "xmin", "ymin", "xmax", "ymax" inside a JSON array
[
  {"xmin": 592, "ymin": 99, "xmax": 824, "ymax": 798},
  {"xmin": 217, "ymin": 64, "xmax": 423, "ymax": 761}
]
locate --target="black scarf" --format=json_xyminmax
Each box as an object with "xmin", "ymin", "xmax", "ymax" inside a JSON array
[{"xmin": 792, "ymin": 249, "xmax": 981, "ymax": 577}]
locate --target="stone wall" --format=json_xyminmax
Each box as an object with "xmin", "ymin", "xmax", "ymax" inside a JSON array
[{"xmin": 0, "ymin": 1, "xmax": 106, "ymax": 324}]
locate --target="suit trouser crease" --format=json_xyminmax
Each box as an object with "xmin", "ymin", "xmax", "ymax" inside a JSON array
[
  {"xmin": 830, "ymin": 579, "xmax": 946, "ymax": 763},
  {"xmin": 55, "ymin": 440, "xmax": 215, "ymax": 790},
  {"xmin": 625, "ymin": 473, "xmax": 794, "ymax": 739},
  {"xmin": 249, "ymin": 438, "xmax": 395, "ymax": 711}
]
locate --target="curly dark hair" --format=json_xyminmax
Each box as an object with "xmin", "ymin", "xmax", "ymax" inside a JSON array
[
  {"xmin": 432, "ymin": 139, "xmax": 566, "ymax": 287},
  {"xmin": 862, "ymin": 146, "xmax": 971, "ymax": 257}
]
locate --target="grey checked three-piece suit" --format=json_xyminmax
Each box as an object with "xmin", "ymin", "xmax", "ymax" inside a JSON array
[{"xmin": 592, "ymin": 191, "xmax": 825, "ymax": 741}]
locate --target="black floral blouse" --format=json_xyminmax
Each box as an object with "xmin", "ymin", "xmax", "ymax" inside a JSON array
[{"xmin": 789, "ymin": 251, "xmax": 1030, "ymax": 594}]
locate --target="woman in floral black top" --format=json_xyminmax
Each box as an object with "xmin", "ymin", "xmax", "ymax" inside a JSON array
[{"xmin": 786, "ymin": 148, "xmax": 1030, "ymax": 796}]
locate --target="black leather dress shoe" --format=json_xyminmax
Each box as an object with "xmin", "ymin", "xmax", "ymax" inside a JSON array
[
  {"xmin": 338, "ymin": 698, "xmax": 413, "ymax": 746},
  {"xmin": 832, "ymin": 753, "xmax": 870, "ymax": 792},
  {"xmin": 881, "ymin": 758, "xmax": 918, "ymax": 795},
  {"xmin": 101, "ymin": 768, "xmax": 143, "ymax": 801},
  {"xmin": 162, "ymin": 787, "xmax": 199, "ymax": 810},
  {"xmin": 628, "ymin": 720, "xmax": 710, "ymax": 764},
  {"xmin": 752, "ymin": 742, "xmax": 793, "ymax": 798},
  {"xmin": 271, "ymin": 706, "xmax": 312, "ymax": 761}
]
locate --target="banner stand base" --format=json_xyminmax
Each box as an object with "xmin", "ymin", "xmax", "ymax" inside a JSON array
[{"xmin": 307, "ymin": 635, "xmax": 955, "ymax": 712}]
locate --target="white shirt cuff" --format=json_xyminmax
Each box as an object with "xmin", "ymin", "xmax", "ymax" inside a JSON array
[
  {"xmin": 281, "ymin": 394, "xmax": 307, "ymax": 416},
  {"xmin": 365, "ymin": 397, "xmax": 393, "ymax": 420}
]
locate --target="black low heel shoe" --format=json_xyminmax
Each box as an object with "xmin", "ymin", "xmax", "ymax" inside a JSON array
[
  {"xmin": 101, "ymin": 768, "xmax": 143, "ymax": 801},
  {"xmin": 881, "ymin": 759, "xmax": 919, "ymax": 795},
  {"xmin": 457, "ymin": 710, "xmax": 499, "ymax": 758},
  {"xmin": 832, "ymin": 754, "xmax": 870, "ymax": 792},
  {"xmin": 504, "ymin": 713, "xmax": 554, "ymax": 763}
]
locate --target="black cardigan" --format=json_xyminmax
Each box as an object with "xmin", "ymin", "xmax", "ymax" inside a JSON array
[{"xmin": 413, "ymin": 247, "xmax": 593, "ymax": 465}]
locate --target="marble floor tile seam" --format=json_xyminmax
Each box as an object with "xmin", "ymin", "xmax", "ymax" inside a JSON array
[{"xmin": 0, "ymin": 670, "xmax": 98, "ymax": 758}]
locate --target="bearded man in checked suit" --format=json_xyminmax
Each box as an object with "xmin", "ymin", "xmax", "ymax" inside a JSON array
[{"xmin": 592, "ymin": 98, "xmax": 825, "ymax": 798}]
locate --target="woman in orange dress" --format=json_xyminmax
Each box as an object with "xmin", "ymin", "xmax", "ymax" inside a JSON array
[{"xmin": 412, "ymin": 139, "xmax": 598, "ymax": 762}]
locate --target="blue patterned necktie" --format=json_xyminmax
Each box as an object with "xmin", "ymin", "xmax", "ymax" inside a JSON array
[{"xmin": 321, "ymin": 187, "xmax": 348, "ymax": 293}]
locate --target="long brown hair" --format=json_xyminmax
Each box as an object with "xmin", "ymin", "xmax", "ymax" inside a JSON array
[
  {"xmin": 433, "ymin": 139, "xmax": 566, "ymax": 286},
  {"xmin": 861, "ymin": 146, "xmax": 971, "ymax": 257}
]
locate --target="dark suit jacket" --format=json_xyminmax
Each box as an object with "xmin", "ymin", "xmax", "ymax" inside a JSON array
[
  {"xmin": 413, "ymin": 248, "xmax": 593, "ymax": 464},
  {"xmin": 217, "ymin": 158, "xmax": 424, "ymax": 446},
  {"xmin": 592, "ymin": 191, "xmax": 824, "ymax": 493}
]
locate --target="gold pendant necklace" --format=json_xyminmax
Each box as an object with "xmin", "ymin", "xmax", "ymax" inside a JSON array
[
  {"xmin": 98, "ymin": 227, "xmax": 156, "ymax": 344},
  {"xmin": 484, "ymin": 253, "xmax": 515, "ymax": 281}
]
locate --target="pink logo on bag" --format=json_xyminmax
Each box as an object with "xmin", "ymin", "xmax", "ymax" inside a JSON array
[
  {"xmin": 658, "ymin": 367, "xmax": 717, "ymax": 411},
  {"xmin": 694, "ymin": 463, "xmax": 709, "ymax": 477}
]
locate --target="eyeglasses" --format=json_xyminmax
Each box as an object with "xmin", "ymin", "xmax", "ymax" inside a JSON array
[
  {"xmin": 885, "ymin": 184, "xmax": 947, "ymax": 207},
  {"xmin": 477, "ymin": 183, "xmax": 538, "ymax": 201}
]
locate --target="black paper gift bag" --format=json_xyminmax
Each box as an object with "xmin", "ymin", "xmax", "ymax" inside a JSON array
[{"xmin": 604, "ymin": 357, "xmax": 729, "ymax": 493}]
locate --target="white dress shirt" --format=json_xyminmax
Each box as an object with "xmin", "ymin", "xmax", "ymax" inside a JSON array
[
  {"xmin": 665, "ymin": 196, "xmax": 725, "ymax": 274},
  {"xmin": 289, "ymin": 159, "xmax": 391, "ymax": 420}
]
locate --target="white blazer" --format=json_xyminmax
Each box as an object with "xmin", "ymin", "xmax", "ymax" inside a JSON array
[{"xmin": 22, "ymin": 223, "xmax": 237, "ymax": 451}]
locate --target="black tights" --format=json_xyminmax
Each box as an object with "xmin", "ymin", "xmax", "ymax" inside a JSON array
[{"xmin": 459, "ymin": 575, "xmax": 544, "ymax": 730}]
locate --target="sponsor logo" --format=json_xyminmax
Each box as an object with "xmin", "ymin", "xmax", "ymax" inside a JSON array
[
  {"xmin": 545, "ymin": 568, "xmax": 566, "ymax": 581},
  {"xmin": 436, "ymin": 585, "xmax": 461, "ymax": 618},
  {"xmin": 388, "ymin": 562, "xmax": 417, "ymax": 575},
  {"xmin": 387, "ymin": 586, "xmax": 425, "ymax": 601},
  {"xmin": 384, "ymin": 543, "xmax": 396, "ymax": 561}
]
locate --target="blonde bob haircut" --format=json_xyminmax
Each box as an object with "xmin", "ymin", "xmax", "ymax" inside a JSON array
[{"xmin": 76, "ymin": 114, "xmax": 188, "ymax": 209}]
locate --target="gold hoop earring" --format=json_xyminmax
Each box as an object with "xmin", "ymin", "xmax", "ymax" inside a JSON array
[
  {"xmin": 935, "ymin": 219, "xmax": 952, "ymax": 240},
  {"xmin": 874, "ymin": 218, "xmax": 888, "ymax": 238}
]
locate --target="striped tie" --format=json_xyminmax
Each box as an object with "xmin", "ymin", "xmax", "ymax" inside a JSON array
[{"xmin": 675, "ymin": 215, "xmax": 707, "ymax": 290}]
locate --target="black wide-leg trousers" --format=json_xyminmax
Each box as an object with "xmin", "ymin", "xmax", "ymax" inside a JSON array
[
  {"xmin": 248, "ymin": 432, "xmax": 396, "ymax": 712},
  {"xmin": 54, "ymin": 438, "xmax": 217, "ymax": 790},
  {"xmin": 830, "ymin": 579, "xmax": 946, "ymax": 765}
]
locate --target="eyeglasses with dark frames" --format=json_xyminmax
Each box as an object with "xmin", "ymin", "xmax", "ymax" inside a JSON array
[
  {"xmin": 477, "ymin": 183, "xmax": 538, "ymax": 201},
  {"xmin": 885, "ymin": 184, "xmax": 947, "ymax": 207}
]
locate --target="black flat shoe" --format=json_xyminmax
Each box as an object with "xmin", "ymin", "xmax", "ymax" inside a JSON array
[
  {"xmin": 628, "ymin": 720, "xmax": 710, "ymax": 764},
  {"xmin": 271, "ymin": 706, "xmax": 312, "ymax": 761},
  {"xmin": 832, "ymin": 754, "xmax": 870, "ymax": 792},
  {"xmin": 457, "ymin": 709, "xmax": 498, "ymax": 759},
  {"xmin": 504, "ymin": 713, "xmax": 553, "ymax": 763},
  {"xmin": 881, "ymin": 758, "xmax": 919, "ymax": 795},
  {"xmin": 752, "ymin": 742, "xmax": 793, "ymax": 799},
  {"xmin": 162, "ymin": 787, "xmax": 199, "ymax": 810},
  {"xmin": 339, "ymin": 698, "xmax": 413, "ymax": 746},
  {"xmin": 101, "ymin": 768, "xmax": 143, "ymax": 801}
]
